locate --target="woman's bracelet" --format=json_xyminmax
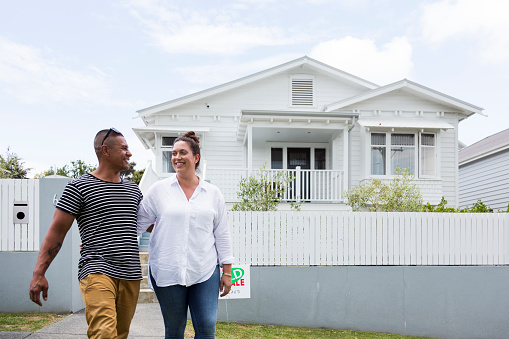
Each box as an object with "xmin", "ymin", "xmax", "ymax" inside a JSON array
[{"xmin": 222, "ymin": 272, "xmax": 232, "ymax": 277}]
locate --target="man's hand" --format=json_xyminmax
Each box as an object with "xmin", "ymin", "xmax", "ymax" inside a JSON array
[
  {"xmin": 28, "ymin": 208, "xmax": 74, "ymax": 306},
  {"xmin": 29, "ymin": 274, "xmax": 48, "ymax": 306}
]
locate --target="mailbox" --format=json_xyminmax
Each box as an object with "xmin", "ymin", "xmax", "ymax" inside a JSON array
[{"xmin": 13, "ymin": 201, "xmax": 29, "ymax": 224}]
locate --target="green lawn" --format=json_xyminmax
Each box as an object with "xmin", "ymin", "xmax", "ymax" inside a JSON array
[
  {"xmin": 192, "ymin": 321, "xmax": 437, "ymax": 339},
  {"xmin": 0, "ymin": 313, "xmax": 437, "ymax": 338},
  {"xmin": 0, "ymin": 313, "xmax": 68, "ymax": 332}
]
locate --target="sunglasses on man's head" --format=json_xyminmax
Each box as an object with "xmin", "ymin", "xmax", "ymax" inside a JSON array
[{"xmin": 101, "ymin": 127, "xmax": 122, "ymax": 146}]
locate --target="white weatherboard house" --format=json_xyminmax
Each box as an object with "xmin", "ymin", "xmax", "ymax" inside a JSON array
[
  {"xmin": 133, "ymin": 56, "xmax": 483, "ymax": 209},
  {"xmin": 459, "ymin": 128, "xmax": 509, "ymax": 211}
]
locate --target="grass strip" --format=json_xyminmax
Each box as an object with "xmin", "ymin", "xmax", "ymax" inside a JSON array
[
  {"xmin": 186, "ymin": 321, "xmax": 438, "ymax": 339},
  {"xmin": 0, "ymin": 313, "xmax": 68, "ymax": 332},
  {"xmin": 0, "ymin": 313, "xmax": 437, "ymax": 338}
]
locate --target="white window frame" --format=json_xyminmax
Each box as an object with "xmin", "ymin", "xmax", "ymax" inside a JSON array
[
  {"xmin": 368, "ymin": 131, "xmax": 437, "ymax": 179},
  {"xmin": 419, "ymin": 132, "xmax": 437, "ymax": 178},
  {"xmin": 157, "ymin": 135, "xmax": 178, "ymax": 177}
]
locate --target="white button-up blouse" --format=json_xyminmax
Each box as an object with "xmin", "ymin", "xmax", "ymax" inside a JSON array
[{"xmin": 137, "ymin": 175, "xmax": 234, "ymax": 288}]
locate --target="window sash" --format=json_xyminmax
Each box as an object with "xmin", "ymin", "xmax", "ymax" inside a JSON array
[
  {"xmin": 391, "ymin": 134, "xmax": 415, "ymax": 174},
  {"xmin": 420, "ymin": 133, "xmax": 436, "ymax": 177},
  {"xmin": 271, "ymin": 148, "xmax": 283, "ymax": 169},
  {"xmin": 162, "ymin": 151, "xmax": 175, "ymax": 173},
  {"xmin": 370, "ymin": 132, "xmax": 436, "ymax": 177}
]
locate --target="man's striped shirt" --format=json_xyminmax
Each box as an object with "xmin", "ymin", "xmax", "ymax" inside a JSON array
[{"xmin": 56, "ymin": 173, "xmax": 143, "ymax": 281}]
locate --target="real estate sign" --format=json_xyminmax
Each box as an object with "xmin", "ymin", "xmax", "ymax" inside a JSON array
[{"xmin": 220, "ymin": 265, "xmax": 250, "ymax": 299}]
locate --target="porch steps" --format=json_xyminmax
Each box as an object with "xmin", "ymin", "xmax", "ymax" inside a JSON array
[{"xmin": 138, "ymin": 252, "xmax": 158, "ymax": 303}]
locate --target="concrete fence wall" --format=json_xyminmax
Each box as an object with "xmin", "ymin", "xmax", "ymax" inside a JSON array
[
  {"xmin": 0, "ymin": 177, "xmax": 83, "ymax": 313},
  {"xmin": 218, "ymin": 266, "xmax": 509, "ymax": 339}
]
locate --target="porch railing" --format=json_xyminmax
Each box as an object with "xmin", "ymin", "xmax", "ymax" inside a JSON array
[{"xmin": 205, "ymin": 167, "xmax": 344, "ymax": 203}]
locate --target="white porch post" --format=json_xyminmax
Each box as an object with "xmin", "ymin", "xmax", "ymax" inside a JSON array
[
  {"xmin": 295, "ymin": 166, "xmax": 301, "ymax": 201},
  {"xmin": 247, "ymin": 125, "xmax": 253, "ymax": 174},
  {"xmin": 343, "ymin": 127, "xmax": 349, "ymax": 198}
]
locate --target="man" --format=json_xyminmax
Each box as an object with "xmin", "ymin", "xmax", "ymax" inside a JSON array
[{"xmin": 29, "ymin": 128, "xmax": 143, "ymax": 339}]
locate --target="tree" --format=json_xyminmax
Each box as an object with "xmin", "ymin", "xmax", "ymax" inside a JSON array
[
  {"xmin": 122, "ymin": 161, "xmax": 145, "ymax": 185},
  {"xmin": 344, "ymin": 167, "xmax": 423, "ymax": 212},
  {"xmin": 35, "ymin": 160, "xmax": 97, "ymax": 178},
  {"xmin": 232, "ymin": 165, "xmax": 301, "ymax": 211},
  {"xmin": 0, "ymin": 148, "xmax": 31, "ymax": 179}
]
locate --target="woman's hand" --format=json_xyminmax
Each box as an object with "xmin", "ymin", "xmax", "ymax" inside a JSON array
[
  {"xmin": 220, "ymin": 264, "xmax": 233, "ymax": 297},
  {"xmin": 220, "ymin": 274, "xmax": 232, "ymax": 297}
]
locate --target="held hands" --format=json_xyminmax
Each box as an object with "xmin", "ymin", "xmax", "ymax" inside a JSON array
[
  {"xmin": 220, "ymin": 273, "xmax": 232, "ymax": 297},
  {"xmin": 29, "ymin": 274, "xmax": 48, "ymax": 306}
]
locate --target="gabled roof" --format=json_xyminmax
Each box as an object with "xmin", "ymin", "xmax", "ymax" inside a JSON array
[
  {"xmin": 459, "ymin": 128, "xmax": 509, "ymax": 165},
  {"xmin": 136, "ymin": 56, "xmax": 379, "ymax": 118},
  {"xmin": 324, "ymin": 79, "xmax": 484, "ymax": 117}
]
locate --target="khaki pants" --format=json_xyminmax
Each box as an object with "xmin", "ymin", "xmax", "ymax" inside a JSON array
[{"xmin": 79, "ymin": 273, "xmax": 140, "ymax": 339}]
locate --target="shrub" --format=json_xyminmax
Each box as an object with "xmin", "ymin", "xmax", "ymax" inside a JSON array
[
  {"xmin": 232, "ymin": 165, "xmax": 301, "ymax": 211},
  {"xmin": 344, "ymin": 167, "xmax": 423, "ymax": 212}
]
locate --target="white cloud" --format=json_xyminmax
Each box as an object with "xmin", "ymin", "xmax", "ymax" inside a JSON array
[
  {"xmin": 127, "ymin": 0, "xmax": 302, "ymax": 55},
  {"xmin": 0, "ymin": 36, "xmax": 112, "ymax": 105},
  {"xmin": 420, "ymin": 0, "xmax": 509, "ymax": 63},
  {"xmin": 309, "ymin": 36, "xmax": 413, "ymax": 85}
]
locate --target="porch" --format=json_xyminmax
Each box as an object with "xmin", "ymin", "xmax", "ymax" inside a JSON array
[{"xmin": 205, "ymin": 167, "xmax": 345, "ymax": 203}]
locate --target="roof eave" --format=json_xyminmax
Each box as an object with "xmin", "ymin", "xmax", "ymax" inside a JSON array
[
  {"xmin": 324, "ymin": 79, "xmax": 484, "ymax": 116},
  {"xmin": 136, "ymin": 56, "xmax": 379, "ymax": 118}
]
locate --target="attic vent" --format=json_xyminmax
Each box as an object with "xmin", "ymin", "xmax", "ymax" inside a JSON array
[{"xmin": 291, "ymin": 78, "xmax": 314, "ymax": 106}]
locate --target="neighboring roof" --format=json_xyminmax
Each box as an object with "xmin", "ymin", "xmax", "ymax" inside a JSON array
[
  {"xmin": 459, "ymin": 128, "xmax": 509, "ymax": 165},
  {"xmin": 324, "ymin": 79, "xmax": 484, "ymax": 118},
  {"xmin": 136, "ymin": 56, "xmax": 379, "ymax": 118},
  {"xmin": 357, "ymin": 118, "xmax": 454, "ymax": 130}
]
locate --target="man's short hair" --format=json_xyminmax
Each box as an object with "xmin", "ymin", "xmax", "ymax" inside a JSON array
[{"xmin": 94, "ymin": 128, "xmax": 124, "ymax": 155}]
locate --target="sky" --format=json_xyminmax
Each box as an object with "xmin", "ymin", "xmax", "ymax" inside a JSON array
[{"xmin": 1, "ymin": 0, "xmax": 508, "ymax": 177}]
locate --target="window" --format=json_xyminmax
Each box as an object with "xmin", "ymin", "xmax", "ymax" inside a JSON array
[
  {"xmin": 271, "ymin": 148, "xmax": 283, "ymax": 169},
  {"xmin": 391, "ymin": 134, "xmax": 415, "ymax": 174},
  {"xmin": 270, "ymin": 146, "xmax": 326, "ymax": 170},
  {"xmin": 290, "ymin": 76, "xmax": 314, "ymax": 107},
  {"xmin": 315, "ymin": 148, "xmax": 326, "ymax": 170},
  {"xmin": 371, "ymin": 133, "xmax": 386, "ymax": 175},
  {"xmin": 420, "ymin": 133, "xmax": 436, "ymax": 177},
  {"xmin": 161, "ymin": 136, "xmax": 176, "ymax": 174},
  {"xmin": 370, "ymin": 132, "xmax": 436, "ymax": 177}
]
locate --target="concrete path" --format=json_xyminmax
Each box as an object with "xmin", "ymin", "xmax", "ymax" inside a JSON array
[{"xmin": 0, "ymin": 304, "xmax": 167, "ymax": 338}]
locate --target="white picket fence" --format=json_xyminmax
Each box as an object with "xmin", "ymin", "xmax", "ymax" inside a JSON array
[
  {"xmin": 2, "ymin": 178, "xmax": 509, "ymax": 267},
  {"xmin": 0, "ymin": 179, "xmax": 39, "ymax": 251},
  {"xmin": 228, "ymin": 211, "xmax": 509, "ymax": 266}
]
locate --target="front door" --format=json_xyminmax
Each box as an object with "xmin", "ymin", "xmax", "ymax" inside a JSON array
[{"xmin": 287, "ymin": 148, "xmax": 310, "ymax": 199}]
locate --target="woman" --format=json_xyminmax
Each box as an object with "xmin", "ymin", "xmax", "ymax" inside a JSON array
[{"xmin": 137, "ymin": 131, "xmax": 234, "ymax": 339}]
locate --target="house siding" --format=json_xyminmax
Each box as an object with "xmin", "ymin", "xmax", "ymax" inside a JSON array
[
  {"xmin": 439, "ymin": 119, "xmax": 458, "ymax": 206},
  {"xmin": 459, "ymin": 149, "xmax": 509, "ymax": 211}
]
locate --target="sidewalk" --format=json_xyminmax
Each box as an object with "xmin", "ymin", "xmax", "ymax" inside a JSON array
[{"xmin": 0, "ymin": 304, "xmax": 166, "ymax": 338}]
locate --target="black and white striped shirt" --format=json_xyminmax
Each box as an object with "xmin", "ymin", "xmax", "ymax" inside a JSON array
[{"xmin": 56, "ymin": 173, "xmax": 143, "ymax": 281}]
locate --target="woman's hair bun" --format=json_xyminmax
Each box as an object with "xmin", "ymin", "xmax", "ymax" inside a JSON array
[{"xmin": 184, "ymin": 131, "xmax": 199, "ymax": 145}]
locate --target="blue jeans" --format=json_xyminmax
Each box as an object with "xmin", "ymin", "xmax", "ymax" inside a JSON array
[{"xmin": 150, "ymin": 266, "xmax": 220, "ymax": 339}]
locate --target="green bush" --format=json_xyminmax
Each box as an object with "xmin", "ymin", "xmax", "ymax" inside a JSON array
[
  {"xmin": 232, "ymin": 165, "xmax": 301, "ymax": 211},
  {"xmin": 422, "ymin": 197, "xmax": 504, "ymax": 213},
  {"xmin": 344, "ymin": 167, "xmax": 423, "ymax": 212}
]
